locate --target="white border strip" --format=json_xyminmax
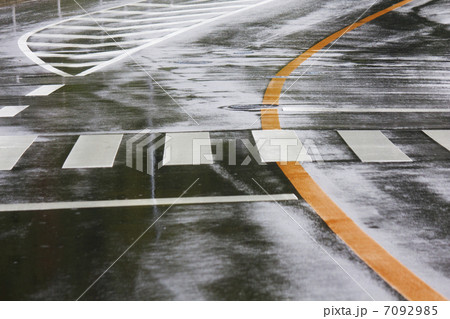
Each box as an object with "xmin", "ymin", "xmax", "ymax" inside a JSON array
[{"xmin": 282, "ymin": 107, "xmax": 450, "ymax": 113}]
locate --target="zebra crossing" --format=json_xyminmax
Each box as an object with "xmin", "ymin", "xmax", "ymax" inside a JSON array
[
  {"xmin": 0, "ymin": 130, "xmax": 449, "ymax": 171},
  {"xmin": 18, "ymin": 0, "xmax": 275, "ymax": 77}
]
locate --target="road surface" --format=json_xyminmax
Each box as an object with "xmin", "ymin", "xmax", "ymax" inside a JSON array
[{"xmin": 0, "ymin": 0, "xmax": 449, "ymax": 300}]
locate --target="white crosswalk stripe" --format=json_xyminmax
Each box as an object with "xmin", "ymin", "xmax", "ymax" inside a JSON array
[
  {"xmin": 162, "ymin": 132, "xmax": 214, "ymax": 166},
  {"xmin": 18, "ymin": 0, "xmax": 274, "ymax": 77},
  {"xmin": 26, "ymin": 84, "xmax": 64, "ymax": 96},
  {"xmin": 252, "ymin": 130, "xmax": 312, "ymax": 162},
  {"xmin": 338, "ymin": 130, "xmax": 412, "ymax": 162},
  {"xmin": 423, "ymin": 130, "xmax": 450, "ymax": 152},
  {"xmin": 62, "ymin": 134, "xmax": 123, "ymax": 169},
  {"xmin": 0, "ymin": 106, "xmax": 29, "ymax": 117},
  {"xmin": 0, "ymin": 136, "xmax": 37, "ymax": 170}
]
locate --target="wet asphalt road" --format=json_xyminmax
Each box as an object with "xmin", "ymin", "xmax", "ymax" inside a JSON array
[{"xmin": 0, "ymin": 0, "xmax": 449, "ymax": 300}]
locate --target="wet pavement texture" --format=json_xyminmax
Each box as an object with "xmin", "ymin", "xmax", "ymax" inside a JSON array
[{"xmin": 0, "ymin": 0, "xmax": 449, "ymax": 300}]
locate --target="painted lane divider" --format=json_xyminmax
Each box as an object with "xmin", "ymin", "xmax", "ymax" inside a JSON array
[
  {"xmin": 26, "ymin": 84, "xmax": 64, "ymax": 96},
  {"xmin": 0, "ymin": 105, "xmax": 29, "ymax": 117},
  {"xmin": 338, "ymin": 130, "xmax": 412, "ymax": 163},
  {"xmin": 0, "ymin": 135, "xmax": 37, "ymax": 170},
  {"xmin": 259, "ymin": 0, "xmax": 447, "ymax": 301},
  {"xmin": 0, "ymin": 194, "xmax": 298, "ymax": 212},
  {"xmin": 63, "ymin": 134, "xmax": 123, "ymax": 169},
  {"xmin": 423, "ymin": 130, "xmax": 450, "ymax": 152},
  {"xmin": 251, "ymin": 130, "xmax": 312, "ymax": 163}
]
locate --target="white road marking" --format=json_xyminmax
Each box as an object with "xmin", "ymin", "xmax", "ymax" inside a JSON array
[
  {"xmin": 128, "ymin": 0, "xmax": 256, "ymax": 9},
  {"xmin": 0, "ymin": 105, "xmax": 29, "ymax": 117},
  {"xmin": 0, "ymin": 194, "xmax": 298, "ymax": 212},
  {"xmin": 282, "ymin": 107, "xmax": 450, "ymax": 113},
  {"xmin": 35, "ymin": 50, "xmax": 125, "ymax": 59},
  {"xmin": 162, "ymin": 132, "xmax": 214, "ymax": 166},
  {"xmin": 252, "ymin": 130, "xmax": 312, "ymax": 162},
  {"xmin": 27, "ymin": 39, "xmax": 150, "ymax": 49},
  {"xmin": 105, "ymin": 5, "xmax": 246, "ymax": 16},
  {"xmin": 62, "ymin": 134, "xmax": 123, "ymax": 169},
  {"xmin": 19, "ymin": 0, "xmax": 276, "ymax": 76},
  {"xmin": 31, "ymin": 27, "xmax": 179, "ymax": 40},
  {"xmin": 423, "ymin": 130, "xmax": 450, "ymax": 151},
  {"xmin": 26, "ymin": 84, "xmax": 64, "ymax": 96},
  {"xmin": 72, "ymin": 11, "xmax": 218, "ymax": 23},
  {"xmin": 0, "ymin": 136, "xmax": 37, "ymax": 170},
  {"xmin": 47, "ymin": 19, "xmax": 204, "ymax": 32},
  {"xmin": 125, "ymin": 3, "xmax": 171, "ymax": 8},
  {"xmin": 50, "ymin": 62, "xmax": 100, "ymax": 68},
  {"xmin": 338, "ymin": 130, "xmax": 412, "ymax": 162}
]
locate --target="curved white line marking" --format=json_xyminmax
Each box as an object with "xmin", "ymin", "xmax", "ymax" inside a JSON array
[
  {"xmin": 17, "ymin": 0, "xmax": 149, "ymax": 77},
  {"xmin": 77, "ymin": 0, "xmax": 276, "ymax": 76},
  {"xmin": 18, "ymin": 31, "xmax": 72, "ymax": 77},
  {"xmin": 19, "ymin": 0, "xmax": 275, "ymax": 77}
]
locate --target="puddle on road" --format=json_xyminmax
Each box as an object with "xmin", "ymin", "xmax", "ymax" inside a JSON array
[{"xmin": 220, "ymin": 104, "xmax": 278, "ymax": 112}]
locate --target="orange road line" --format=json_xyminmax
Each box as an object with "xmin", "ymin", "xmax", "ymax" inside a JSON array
[
  {"xmin": 263, "ymin": 0, "xmax": 414, "ymax": 105},
  {"xmin": 260, "ymin": 0, "xmax": 448, "ymax": 301},
  {"xmin": 261, "ymin": 109, "xmax": 446, "ymax": 301}
]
